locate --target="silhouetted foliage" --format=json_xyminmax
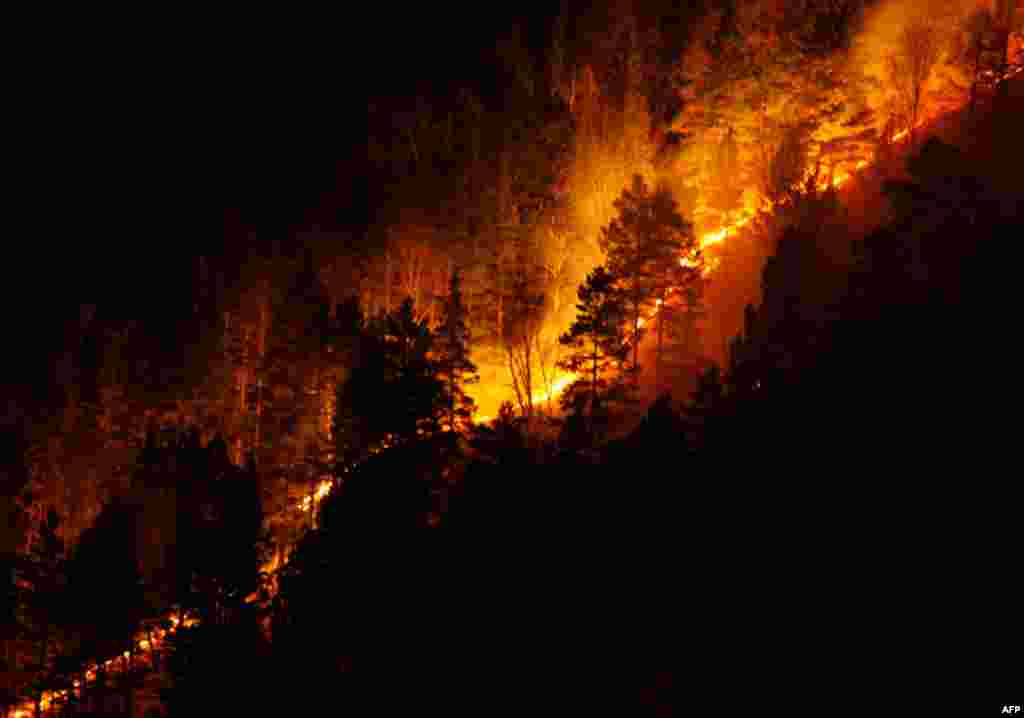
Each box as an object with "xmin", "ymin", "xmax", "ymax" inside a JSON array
[
  {"xmin": 161, "ymin": 607, "xmax": 270, "ymax": 718},
  {"xmin": 336, "ymin": 297, "xmax": 446, "ymax": 459},
  {"xmin": 558, "ymin": 266, "xmax": 632, "ymax": 444},
  {"xmin": 435, "ymin": 269, "xmax": 479, "ymax": 433},
  {"xmin": 6, "ymin": 8, "xmax": 1024, "ymax": 716},
  {"xmin": 599, "ymin": 174, "xmax": 702, "ymax": 374},
  {"xmin": 65, "ymin": 499, "xmax": 144, "ymax": 661}
]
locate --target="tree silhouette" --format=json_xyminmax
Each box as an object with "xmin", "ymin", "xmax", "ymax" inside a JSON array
[
  {"xmin": 558, "ymin": 266, "xmax": 632, "ymax": 445},
  {"xmin": 434, "ymin": 270, "xmax": 479, "ymax": 434},
  {"xmin": 161, "ymin": 605, "xmax": 270, "ymax": 718},
  {"xmin": 22, "ymin": 508, "xmax": 67, "ymax": 718},
  {"xmin": 337, "ymin": 298, "xmax": 445, "ymax": 455},
  {"xmin": 599, "ymin": 174, "xmax": 701, "ymax": 380},
  {"xmin": 887, "ymin": 19, "xmax": 941, "ymax": 144},
  {"xmin": 65, "ymin": 498, "xmax": 144, "ymax": 658}
]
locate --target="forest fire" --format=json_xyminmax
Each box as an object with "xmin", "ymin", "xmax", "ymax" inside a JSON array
[
  {"xmin": 19, "ymin": 65, "xmax": 1018, "ymax": 718},
  {"xmin": 299, "ymin": 479, "xmax": 333, "ymax": 513},
  {"xmin": 6, "ymin": 4, "xmax": 1022, "ymax": 715},
  {"xmin": 476, "ymin": 105, "xmax": 963, "ymax": 425},
  {"xmin": 10, "ymin": 613, "xmax": 200, "ymax": 717},
  {"xmin": 475, "ymin": 372, "xmax": 578, "ymax": 424}
]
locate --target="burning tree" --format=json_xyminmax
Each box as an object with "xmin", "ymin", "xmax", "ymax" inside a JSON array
[
  {"xmin": 887, "ymin": 19, "xmax": 942, "ymax": 144},
  {"xmin": 503, "ymin": 265, "xmax": 547, "ymax": 423},
  {"xmin": 18, "ymin": 508, "xmax": 74, "ymax": 718},
  {"xmin": 759, "ymin": 122, "xmax": 812, "ymax": 207},
  {"xmin": 707, "ymin": 126, "xmax": 743, "ymax": 224},
  {"xmin": 962, "ymin": 6, "xmax": 998, "ymax": 116},
  {"xmin": 652, "ymin": 274, "xmax": 708, "ymax": 392},
  {"xmin": 599, "ymin": 175, "xmax": 702, "ymax": 384}
]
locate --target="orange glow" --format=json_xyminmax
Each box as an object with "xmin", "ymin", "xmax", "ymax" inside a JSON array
[
  {"xmin": 12, "ymin": 49, "xmax": 1023, "ymax": 718},
  {"xmin": 10, "ymin": 608, "xmax": 206, "ymax": 718},
  {"xmin": 300, "ymin": 479, "xmax": 333, "ymax": 513},
  {"xmin": 475, "ymin": 372, "xmax": 578, "ymax": 424},
  {"xmin": 699, "ymin": 226, "xmax": 731, "ymax": 248}
]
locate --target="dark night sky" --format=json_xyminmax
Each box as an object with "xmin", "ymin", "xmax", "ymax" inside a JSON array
[
  {"xmin": 7, "ymin": 9, "xmax": 557, "ymax": 399},
  {"xmin": 32, "ymin": 8, "xmax": 555, "ymax": 266},
  {"xmin": 117, "ymin": 8, "xmax": 552, "ymax": 251}
]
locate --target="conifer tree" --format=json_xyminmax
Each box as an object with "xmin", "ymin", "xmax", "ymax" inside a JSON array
[
  {"xmin": 23, "ymin": 508, "xmax": 66, "ymax": 718},
  {"xmin": 434, "ymin": 270, "xmax": 479, "ymax": 434},
  {"xmin": 337, "ymin": 298, "xmax": 445, "ymax": 455},
  {"xmin": 599, "ymin": 174, "xmax": 702, "ymax": 381},
  {"xmin": 557, "ymin": 266, "xmax": 631, "ymax": 444},
  {"xmin": 653, "ymin": 274, "xmax": 707, "ymax": 391},
  {"xmin": 257, "ymin": 250, "xmax": 335, "ymax": 541}
]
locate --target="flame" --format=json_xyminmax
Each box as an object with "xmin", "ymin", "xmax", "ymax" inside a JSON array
[
  {"xmin": 12, "ymin": 51, "xmax": 1024, "ymax": 718},
  {"xmin": 472, "ymin": 60, "xmax": 970, "ymax": 423},
  {"xmin": 299, "ymin": 479, "xmax": 333, "ymax": 513},
  {"xmin": 700, "ymin": 226, "xmax": 730, "ymax": 248},
  {"xmin": 11, "ymin": 610, "xmax": 205, "ymax": 717},
  {"xmin": 475, "ymin": 372, "xmax": 578, "ymax": 424},
  {"xmin": 527, "ymin": 99, "xmax": 949, "ymax": 414}
]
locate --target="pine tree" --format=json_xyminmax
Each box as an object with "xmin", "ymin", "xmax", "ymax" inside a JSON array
[
  {"xmin": 257, "ymin": 251, "xmax": 335, "ymax": 542},
  {"xmin": 599, "ymin": 174, "xmax": 702, "ymax": 382},
  {"xmin": 382, "ymin": 298, "xmax": 445, "ymax": 443},
  {"xmin": 557, "ymin": 267, "xmax": 631, "ymax": 445},
  {"xmin": 653, "ymin": 273, "xmax": 707, "ymax": 391},
  {"xmin": 434, "ymin": 270, "xmax": 479, "ymax": 434},
  {"xmin": 23, "ymin": 508, "xmax": 66, "ymax": 718},
  {"xmin": 337, "ymin": 298, "xmax": 445, "ymax": 455}
]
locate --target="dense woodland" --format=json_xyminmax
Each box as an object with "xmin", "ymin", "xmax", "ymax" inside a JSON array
[{"xmin": 2, "ymin": 0, "xmax": 1022, "ymax": 715}]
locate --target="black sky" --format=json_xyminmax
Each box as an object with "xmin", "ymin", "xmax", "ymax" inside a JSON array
[{"xmin": 6, "ymin": 8, "xmax": 561, "ymax": 399}]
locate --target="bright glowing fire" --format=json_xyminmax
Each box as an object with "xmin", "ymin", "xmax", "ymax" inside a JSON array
[
  {"xmin": 300, "ymin": 479, "xmax": 333, "ymax": 513},
  {"xmin": 13, "ymin": 51, "xmax": 1021, "ymax": 718},
  {"xmin": 13, "ymin": 613, "xmax": 200, "ymax": 716},
  {"xmin": 475, "ymin": 372, "xmax": 578, "ymax": 424},
  {"xmin": 520, "ymin": 111, "xmax": 939, "ymax": 416}
]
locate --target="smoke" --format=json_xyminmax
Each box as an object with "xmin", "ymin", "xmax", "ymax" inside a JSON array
[{"xmin": 853, "ymin": 0, "xmax": 985, "ymax": 115}]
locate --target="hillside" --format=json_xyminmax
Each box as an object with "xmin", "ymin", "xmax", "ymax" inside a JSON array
[{"xmin": 2, "ymin": 2, "xmax": 1022, "ymax": 715}]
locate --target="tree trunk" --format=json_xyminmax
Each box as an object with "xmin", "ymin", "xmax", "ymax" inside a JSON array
[
  {"xmin": 125, "ymin": 641, "xmax": 135, "ymax": 718},
  {"xmin": 524, "ymin": 332, "xmax": 533, "ymax": 420},
  {"xmin": 385, "ymin": 250, "xmax": 392, "ymax": 316},
  {"xmin": 148, "ymin": 627, "xmax": 159, "ymax": 674},
  {"xmin": 446, "ymin": 307, "xmax": 456, "ymax": 432},
  {"xmin": 255, "ymin": 377, "xmax": 263, "ymax": 455},
  {"xmin": 35, "ymin": 620, "xmax": 49, "ymax": 718},
  {"xmin": 496, "ymin": 262, "xmax": 504, "ymax": 343},
  {"xmin": 656, "ymin": 299, "xmax": 664, "ymax": 392},
  {"xmin": 971, "ymin": 44, "xmax": 981, "ymax": 117},
  {"xmin": 591, "ymin": 339, "xmax": 599, "ymax": 423},
  {"xmin": 448, "ymin": 370, "xmax": 455, "ymax": 433},
  {"xmin": 632, "ymin": 297, "xmax": 641, "ymax": 374}
]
